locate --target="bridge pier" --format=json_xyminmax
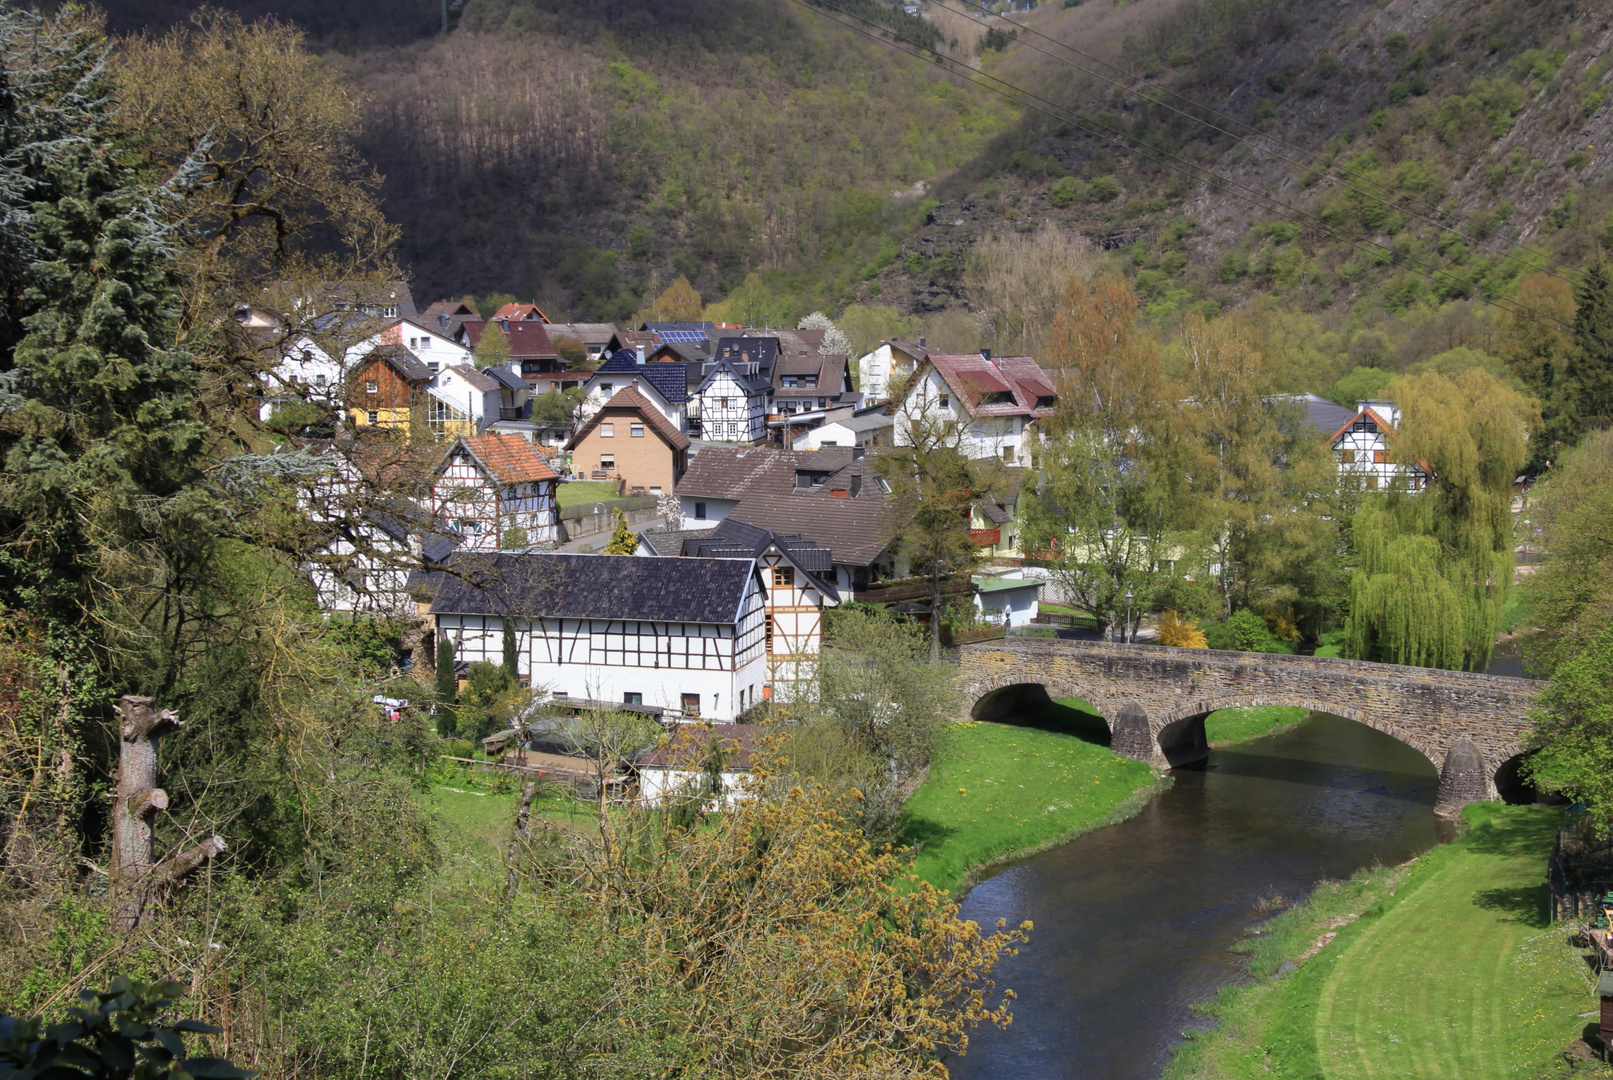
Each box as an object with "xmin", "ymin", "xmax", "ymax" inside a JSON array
[
  {"xmin": 1110, "ymin": 703, "xmax": 1157, "ymax": 764},
  {"xmin": 1435, "ymin": 737, "xmax": 1495, "ymax": 816}
]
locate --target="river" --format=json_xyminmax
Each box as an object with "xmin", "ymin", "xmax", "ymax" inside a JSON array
[{"xmin": 945, "ymin": 712, "xmax": 1453, "ymax": 1080}]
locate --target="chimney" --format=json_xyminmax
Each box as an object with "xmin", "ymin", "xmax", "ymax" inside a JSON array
[
  {"xmin": 981, "ymin": 348, "xmax": 992, "ymax": 363},
  {"xmin": 636, "ymin": 346, "xmax": 645, "ymax": 365},
  {"xmin": 918, "ymin": 336, "xmax": 926, "ymax": 348}
]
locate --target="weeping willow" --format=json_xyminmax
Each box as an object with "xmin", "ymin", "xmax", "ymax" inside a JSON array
[{"xmin": 1344, "ymin": 369, "xmax": 1536, "ymax": 672}]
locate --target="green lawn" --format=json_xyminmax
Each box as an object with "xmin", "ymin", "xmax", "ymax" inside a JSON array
[
  {"xmin": 555, "ymin": 480, "xmax": 620, "ymax": 508},
  {"xmin": 901, "ymin": 696, "xmax": 1164, "ymax": 892},
  {"xmin": 1204, "ymin": 705, "xmax": 1310, "ymax": 746},
  {"xmin": 1166, "ymin": 804, "xmax": 1595, "ymax": 1080}
]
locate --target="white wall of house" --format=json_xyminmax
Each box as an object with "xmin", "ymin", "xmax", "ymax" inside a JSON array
[
  {"xmin": 757, "ymin": 550, "xmax": 835, "ymax": 704},
  {"xmin": 893, "ymin": 368, "xmax": 1030, "ymax": 462},
  {"xmin": 1332, "ymin": 410, "xmax": 1426, "ymax": 492},
  {"xmin": 679, "ymin": 495, "xmax": 739, "ymax": 525},
  {"xmin": 638, "ymin": 765, "xmax": 751, "ymax": 809},
  {"xmin": 793, "ymin": 421, "xmax": 854, "ymax": 450},
  {"xmin": 306, "ymin": 528, "xmax": 417, "ymax": 618},
  {"xmin": 973, "ymin": 582, "xmax": 1042, "ymax": 627},
  {"xmin": 429, "ymin": 369, "xmax": 501, "ymax": 433},
  {"xmin": 694, "ymin": 369, "xmax": 766, "ymax": 443},
  {"xmin": 855, "ymin": 343, "xmax": 918, "ymax": 403},
  {"xmin": 261, "ymin": 322, "xmax": 470, "ymax": 421},
  {"xmin": 435, "ymin": 576, "xmax": 767, "ymax": 721},
  {"xmin": 578, "ymin": 371, "xmax": 686, "ymax": 430},
  {"xmin": 431, "ymin": 453, "xmax": 557, "ymax": 550}
]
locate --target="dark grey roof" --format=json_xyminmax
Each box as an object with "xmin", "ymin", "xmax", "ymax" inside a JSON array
[
  {"xmin": 429, "ymin": 553, "xmax": 755, "ymax": 625},
  {"xmin": 638, "ymin": 527, "xmax": 715, "ymax": 556},
  {"xmin": 682, "ymin": 517, "xmax": 840, "ymax": 600},
  {"xmin": 485, "ymin": 366, "xmax": 528, "ymax": 393},
  {"xmin": 696, "ymin": 356, "xmax": 772, "ymax": 396},
  {"xmin": 1284, "ymin": 393, "xmax": 1357, "ymax": 439},
  {"xmin": 717, "ymin": 336, "xmax": 780, "ymax": 370},
  {"xmin": 371, "ymin": 344, "xmax": 434, "ymax": 383}
]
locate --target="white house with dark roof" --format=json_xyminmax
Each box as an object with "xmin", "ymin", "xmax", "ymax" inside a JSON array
[
  {"xmin": 855, "ymin": 339, "xmax": 930, "ymax": 403},
  {"xmin": 894, "ymin": 351, "xmax": 1057, "ymax": 463},
  {"xmin": 578, "ymin": 349, "xmax": 691, "ymax": 431},
  {"xmin": 692, "ymin": 356, "xmax": 771, "ymax": 443},
  {"xmin": 428, "ymin": 553, "xmax": 768, "ymax": 721},
  {"xmin": 259, "ymin": 315, "xmax": 470, "ymax": 423}
]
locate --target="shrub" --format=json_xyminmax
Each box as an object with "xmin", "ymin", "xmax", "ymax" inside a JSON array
[
  {"xmin": 1229, "ymin": 609, "xmax": 1271, "ymax": 651},
  {"xmin": 1086, "ymin": 175, "xmax": 1121, "ymax": 202},
  {"xmin": 1265, "ymin": 72, "xmax": 1289, "ymax": 93},
  {"xmin": 1157, "ymin": 610, "xmax": 1208, "ymax": 648},
  {"xmin": 1050, "ymin": 175, "xmax": 1083, "ymax": 207},
  {"xmin": 1387, "ymin": 81, "xmax": 1411, "ymax": 104}
]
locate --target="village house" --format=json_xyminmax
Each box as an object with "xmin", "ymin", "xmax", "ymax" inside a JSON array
[
  {"xmin": 460, "ymin": 319, "xmax": 575, "ymax": 393},
  {"xmin": 677, "ymin": 518, "xmax": 840, "ymax": 704},
  {"xmin": 346, "ymin": 345, "xmax": 436, "ymax": 434},
  {"xmin": 260, "ymin": 314, "xmax": 470, "ymax": 423},
  {"xmin": 542, "ymin": 322, "xmax": 620, "ymax": 363},
  {"xmin": 635, "ymin": 723, "xmax": 757, "ymax": 808},
  {"xmin": 430, "ymin": 433, "xmax": 559, "ymax": 550},
  {"xmin": 1330, "ymin": 400, "xmax": 1430, "ymax": 492},
  {"xmin": 564, "ymin": 384, "xmax": 690, "ymax": 493},
  {"xmin": 428, "ymin": 553, "xmax": 768, "ymax": 722},
  {"xmin": 791, "ymin": 404, "xmax": 894, "ymax": 450},
  {"xmin": 690, "ymin": 350, "xmax": 772, "ymax": 443},
  {"xmin": 970, "ymin": 575, "xmax": 1044, "ymax": 627},
  {"xmin": 578, "ymin": 349, "xmax": 692, "ymax": 432},
  {"xmin": 420, "ymin": 300, "xmax": 479, "ymax": 340},
  {"xmin": 895, "ymin": 350, "xmax": 1057, "ymax": 464},
  {"xmin": 854, "ymin": 338, "xmax": 929, "ymax": 403}
]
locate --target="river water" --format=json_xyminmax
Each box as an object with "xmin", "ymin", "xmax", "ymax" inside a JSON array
[{"xmin": 945, "ymin": 712, "xmax": 1453, "ymax": 1080}]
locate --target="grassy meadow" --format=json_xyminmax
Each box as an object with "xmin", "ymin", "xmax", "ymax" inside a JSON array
[{"xmin": 1164, "ymin": 804, "xmax": 1596, "ymax": 1080}]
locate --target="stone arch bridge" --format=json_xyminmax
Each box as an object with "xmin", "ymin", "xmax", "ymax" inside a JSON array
[{"xmin": 956, "ymin": 638, "xmax": 1543, "ymax": 813}]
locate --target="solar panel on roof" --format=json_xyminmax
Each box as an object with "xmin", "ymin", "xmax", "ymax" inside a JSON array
[{"xmin": 658, "ymin": 329, "xmax": 708, "ymax": 343}]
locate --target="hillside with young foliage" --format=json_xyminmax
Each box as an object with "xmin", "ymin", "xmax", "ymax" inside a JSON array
[{"xmin": 880, "ymin": 0, "xmax": 1613, "ymax": 335}]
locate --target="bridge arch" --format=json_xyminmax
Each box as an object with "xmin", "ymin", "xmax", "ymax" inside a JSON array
[{"xmin": 955, "ymin": 638, "xmax": 1540, "ymax": 812}]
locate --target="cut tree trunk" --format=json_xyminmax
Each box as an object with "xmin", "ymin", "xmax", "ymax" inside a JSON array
[
  {"xmin": 111, "ymin": 696, "xmax": 225, "ymax": 931},
  {"xmin": 504, "ymin": 780, "xmax": 537, "ymax": 898}
]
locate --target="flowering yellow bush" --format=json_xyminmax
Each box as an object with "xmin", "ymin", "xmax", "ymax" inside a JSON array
[{"xmin": 1157, "ymin": 610, "xmax": 1208, "ymax": 648}]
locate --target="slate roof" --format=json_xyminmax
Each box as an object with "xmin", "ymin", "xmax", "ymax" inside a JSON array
[
  {"xmin": 695, "ymin": 357, "xmax": 772, "ymax": 396},
  {"xmin": 444, "ymin": 363, "xmax": 500, "ymax": 392},
  {"xmin": 447, "ymin": 433, "xmax": 559, "ymax": 485},
  {"xmin": 682, "ymin": 517, "xmax": 840, "ymax": 600},
  {"xmin": 638, "ymin": 527, "xmax": 716, "ymax": 557},
  {"xmin": 543, "ymin": 322, "xmax": 619, "ymax": 343},
  {"xmin": 923, "ymin": 353, "xmax": 1058, "ymax": 419},
  {"xmin": 717, "ymin": 336, "xmax": 780, "ymax": 370},
  {"xmin": 593, "ymin": 350, "xmax": 690, "ymax": 404},
  {"xmin": 483, "ymin": 366, "xmax": 528, "ymax": 393},
  {"xmin": 675, "ymin": 446, "xmax": 862, "ymax": 500},
  {"xmin": 565, "ymin": 384, "xmax": 691, "ymax": 451},
  {"xmin": 365, "ymin": 344, "xmax": 434, "ymax": 383},
  {"xmin": 428, "ymin": 553, "xmax": 756, "ymax": 625},
  {"xmin": 727, "ymin": 491, "xmax": 889, "ymax": 567},
  {"xmin": 1282, "ymin": 393, "xmax": 1357, "ymax": 440}
]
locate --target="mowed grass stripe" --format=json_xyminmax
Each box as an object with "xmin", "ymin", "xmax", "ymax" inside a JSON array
[{"xmin": 1317, "ymin": 805, "xmax": 1576, "ymax": 1080}]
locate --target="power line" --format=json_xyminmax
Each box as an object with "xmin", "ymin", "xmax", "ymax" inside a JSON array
[
  {"xmin": 934, "ymin": 0, "xmax": 1605, "ymax": 304},
  {"xmin": 787, "ymin": 0, "xmax": 1589, "ymax": 345}
]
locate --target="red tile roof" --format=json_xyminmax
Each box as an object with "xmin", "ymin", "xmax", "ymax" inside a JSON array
[
  {"xmin": 452, "ymin": 433, "xmax": 559, "ymax": 484},
  {"xmin": 924, "ymin": 353, "xmax": 1057, "ymax": 418},
  {"xmin": 491, "ymin": 302, "xmax": 549, "ymax": 322}
]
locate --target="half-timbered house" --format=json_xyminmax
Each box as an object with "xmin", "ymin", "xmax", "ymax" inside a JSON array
[
  {"xmin": 1329, "ymin": 402, "xmax": 1429, "ymax": 492},
  {"xmin": 678, "ymin": 518, "xmax": 839, "ymax": 703},
  {"xmin": 690, "ymin": 356, "xmax": 771, "ymax": 443},
  {"xmin": 431, "ymin": 434, "xmax": 559, "ymax": 550},
  {"xmin": 428, "ymin": 553, "xmax": 768, "ymax": 722}
]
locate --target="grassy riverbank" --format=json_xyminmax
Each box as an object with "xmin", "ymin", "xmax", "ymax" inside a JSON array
[
  {"xmin": 1205, "ymin": 705, "xmax": 1310, "ymax": 746},
  {"xmin": 900, "ymin": 697, "xmax": 1165, "ymax": 893},
  {"xmin": 1165, "ymin": 803, "xmax": 1600, "ymax": 1080}
]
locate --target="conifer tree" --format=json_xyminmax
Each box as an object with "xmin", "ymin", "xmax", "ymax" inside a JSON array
[
  {"xmin": 602, "ymin": 511, "xmax": 638, "ymax": 554},
  {"xmin": 1563, "ymin": 260, "xmax": 1613, "ymax": 442}
]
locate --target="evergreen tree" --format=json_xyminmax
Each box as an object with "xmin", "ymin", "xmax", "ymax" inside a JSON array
[
  {"xmin": 502, "ymin": 621, "xmax": 519, "ymax": 679},
  {"xmin": 602, "ymin": 511, "xmax": 638, "ymax": 554},
  {"xmin": 435, "ymin": 638, "xmax": 457, "ymax": 705},
  {"xmin": 1563, "ymin": 261, "xmax": 1613, "ymax": 442}
]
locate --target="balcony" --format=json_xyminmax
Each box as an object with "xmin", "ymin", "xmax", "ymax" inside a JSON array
[{"xmin": 498, "ymin": 407, "xmax": 523, "ymax": 421}]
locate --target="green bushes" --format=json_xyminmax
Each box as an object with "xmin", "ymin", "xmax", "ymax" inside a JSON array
[
  {"xmin": 1050, "ymin": 175, "xmax": 1083, "ymax": 207},
  {"xmin": 1202, "ymin": 609, "xmax": 1295, "ymax": 653}
]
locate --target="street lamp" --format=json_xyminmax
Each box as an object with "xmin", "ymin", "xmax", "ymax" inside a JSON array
[{"xmin": 1125, "ymin": 591, "xmax": 1134, "ymax": 644}]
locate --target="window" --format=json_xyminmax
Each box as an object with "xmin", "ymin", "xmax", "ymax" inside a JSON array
[
  {"xmin": 764, "ymin": 616, "xmax": 774, "ymax": 655},
  {"xmin": 366, "ymin": 410, "xmax": 378, "ymax": 425},
  {"xmin": 1002, "ymin": 444, "xmax": 1016, "ymax": 463},
  {"xmin": 1373, "ymin": 449, "xmax": 1394, "ymax": 464},
  {"xmin": 408, "ymin": 337, "xmax": 417, "ymax": 348},
  {"xmin": 419, "ymin": 337, "xmax": 430, "ymax": 349},
  {"xmin": 1338, "ymin": 449, "xmax": 1356, "ymax": 464},
  {"xmin": 681, "ymin": 693, "xmax": 700, "ymax": 717},
  {"xmin": 630, "ymin": 423, "xmax": 644, "ymax": 438},
  {"xmin": 804, "ymin": 376, "xmax": 817, "ymax": 388},
  {"xmin": 719, "ymin": 398, "xmax": 730, "ymax": 409},
  {"xmin": 600, "ymin": 383, "xmax": 614, "ymax": 398},
  {"xmin": 600, "ymin": 422, "xmax": 614, "ymax": 438},
  {"xmin": 818, "ymin": 398, "xmax": 827, "ymax": 409},
  {"xmin": 600, "ymin": 454, "xmax": 615, "ymax": 470},
  {"xmin": 623, "ymin": 692, "xmax": 643, "ymax": 705},
  {"xmin": 939, "ymin": 395, "xmax": 950, "ymax": 408},
  {"xmin": 772, "ymin": 566, "xmax": 794, "ymax": 588},
  {"xmin": 694, "ymin": 502, "xmax": 707, "ymax": 520},
  {"xmin": 364, "ymin": 380, "xmax": 378, "ymax": 394},
  {"xmin": 782, "ymin": 376, "xmax": 797, "ymax": 388},
  {"xmin": 457, "ymin": 519, "xmax": 481, "ymax": 533},
  {"xmin": 649, "ymin": 486, "xmax": 661, "ymax": 493},
  {"xmin": 314, "ymin": 374, "xmax": 327, "ymax": 387},
  {"xmin": 427, "ymin": 362, "xmax": 439, "ymax": 372}
]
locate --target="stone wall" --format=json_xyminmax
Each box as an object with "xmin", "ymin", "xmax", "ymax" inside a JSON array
[{"xmin": 956, "ymin": 638, "xmax": 1543, "ymax": 812}]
